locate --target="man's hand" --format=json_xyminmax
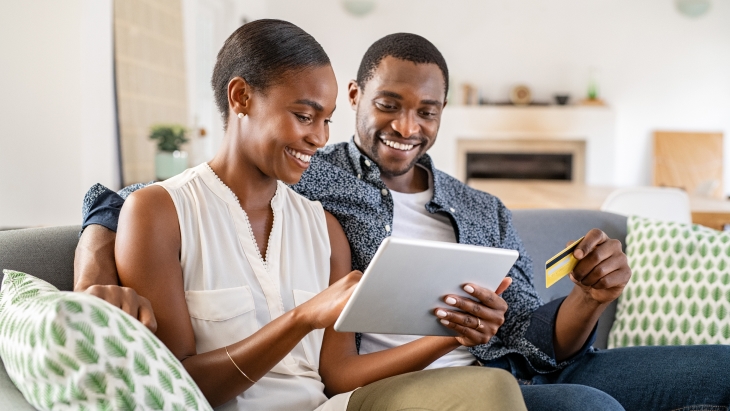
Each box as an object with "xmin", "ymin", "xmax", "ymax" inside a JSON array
[
  {"xmin": 74, "ymin": 224, "xmax": 158, "ymax": 332},
  {"xmin": 435, "ymin": 277, "xmax": 512, "ymax": 347},
  {"xmin": 570, "ymin": 228, "xmax": 632, "ymax": 305},
  {"xmin": 85, "ymin": 285, "xmax": 157, "ymax": 332}
]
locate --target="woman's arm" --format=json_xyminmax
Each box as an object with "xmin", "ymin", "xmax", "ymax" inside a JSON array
[
  {"xmin": 319, "ymin": 212, "xmax": 464, "ymax": 397},
  {"xmin": 116, "ymin": 187, "xmax": 360, "ymax": 407}
]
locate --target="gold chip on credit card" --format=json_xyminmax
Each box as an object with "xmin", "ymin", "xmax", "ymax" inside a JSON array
[{"xmin": 545, "ymin": 236, "xmax": 585, "ymax": 288}]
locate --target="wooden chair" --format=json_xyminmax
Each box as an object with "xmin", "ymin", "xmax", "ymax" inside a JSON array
[{"xmin": 653, "ymin": 131, "xmax": 724, "ymax": 199}]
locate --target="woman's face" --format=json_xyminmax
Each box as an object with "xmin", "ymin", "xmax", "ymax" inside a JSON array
[{"xmin": 239, "ymin": 65, "xmax": 338, "ymax": 185}]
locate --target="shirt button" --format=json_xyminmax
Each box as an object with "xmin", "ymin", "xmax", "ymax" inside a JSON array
[
  {"xmin": 450, "ymin": 207, "xmax": 455, "ymax": 212},
  {"xmin": 381, "ymin": 188, "xmax": 388, "ymax": 196},
  {"xmin": 385, "ymin": 224, "xmax": 391, "ymax": 232},
  {"xmin": 357, "ymin": 174, "xmax": 361, "ymax": 179},
  {"xmin": 364, "ymin": 159, "xmax": 371, "ymax": 167}
]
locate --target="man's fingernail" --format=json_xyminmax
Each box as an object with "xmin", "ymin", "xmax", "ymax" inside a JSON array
[
  {"xmin": 574, "ymin": 249, "xmax": 584, "ymax": 259},
  {"xmin": 440, "ymin": 319, "xmax": 450, "ymax": 325},
  {"xmin": 463, "ymin": 285, "xmax": 475, "ymax": 293},
  {"xmin": 436, "ymin": 310, "xmax": 447, "ymax": 318},
  {"xmin": 445, "ymin": 297, "xmax": 457, "ymax": 305}
]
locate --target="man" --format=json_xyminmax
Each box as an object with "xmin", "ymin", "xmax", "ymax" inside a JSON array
[{"xmin": 76, "ymin": 33, "xmax": 729, "ymax": 410}]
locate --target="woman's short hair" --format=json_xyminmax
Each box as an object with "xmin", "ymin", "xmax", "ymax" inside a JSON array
[{"xmin": 211, "ymin": 19, "xmax": 331, "ymax": 125}]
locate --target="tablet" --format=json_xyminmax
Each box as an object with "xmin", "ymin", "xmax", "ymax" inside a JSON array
[{"xmin": 334, "ymin": 237, "xmax": 519, "ymax": 336}]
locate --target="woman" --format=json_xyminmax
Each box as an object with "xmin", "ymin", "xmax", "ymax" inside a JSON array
[{"xmin": 115, "ymin": 19, "xmax": 525, "ymax": 410}]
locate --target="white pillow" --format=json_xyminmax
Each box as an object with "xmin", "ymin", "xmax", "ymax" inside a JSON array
[
  {"xmin": 608, "ymin": 217, "xmax": 730, "ymax": 348},
  {"xmin": 0, "ymin": 270, "xmax": 212, "ymax": 411}
]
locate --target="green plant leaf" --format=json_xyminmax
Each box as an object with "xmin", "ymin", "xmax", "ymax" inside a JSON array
[
  {"xmin": 75, "ymin": 339, "xmax": 99, "ymax": 364},
  {"xmin": 71, "ymin": 381, "xmax": 88, "ymax": 401},
  {"xmin": 115, "ymin": 388, "xmax": 137, "ymax": 411},
  {"xmin": 134, "ymin": 351, "xmax": 150, "ymax": 376},
  {"xmin": 181, "ymin": 386, "xmax": 198, "ymax": 409},
  {"xmin": 118, "ymin": 321, "xmax": 135, "ymax": 342},
  {"xmin": 104, "ymin": 335, "xmax": 128, "ymax": 358},
  {"xmin": 142, "ymin": 337, "xmax": 158, "ymax": 361},
  {"xmin": 50, "ymin": 321, "xmax": 66, "ymax": 346},
  {"xmin": 63, "ymin": 300, "xmax": 83, "ymax": 313},
  {"xmin": 97, "ymin": 398, "xmax": 112, "ymax": 411},
  {"xmin": 69, "ymin": 321, "xmax": 95, "ymax": 344},
  {"xmin": 91, "ymin": 306, "xmax": 110, "ymax": 328},
  {"xmin": 107, "ymin": 363, "xmax": 135, "ymax": 393},
  {"xmin": 86, "ymin": 371, "xmax": 108, "ymax": 395},
  {"xmin": 144, "ymin": 385, "xmax": 165, "ymax": 410},
  {"xmin": 163, "ymin": 356, "xmax": 182, "ymax": 380},
  {"xmin": 57, "ymin": 352, "xmax": 80, "ymax": 371},
  {"xmin": 158, "ymin": 369, "xmax": 173, "ymax": 394},
  {"xmin": 45, "ymin": 356, "xmax": 65, "ymax": 377}
]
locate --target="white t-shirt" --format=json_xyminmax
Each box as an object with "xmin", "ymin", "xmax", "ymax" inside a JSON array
[{"xmin": 358, "ymin": 167, "xmax": 476, "ymax": 369}]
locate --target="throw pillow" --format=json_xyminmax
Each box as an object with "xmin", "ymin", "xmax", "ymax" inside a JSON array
[
  {"xmin": 0, "ymin": 270, "xmax": 212, "ymax": 411},
  {"xmin": 608, "ymin": 217, "xmax": 730, "ymax": 348}
]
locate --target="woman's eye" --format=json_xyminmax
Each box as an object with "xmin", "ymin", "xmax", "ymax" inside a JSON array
[
  {"xmin": 324, "ymin": 119, "xmax": 333, "ymax": 125},
  {"xmin": 295, "ymin": 114, "xmax": 312, "ymax": 123}
]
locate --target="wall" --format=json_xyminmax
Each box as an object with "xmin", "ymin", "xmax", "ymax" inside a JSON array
[
  {"xmin": 254, "ymin": 0, "xmax": 730, "ymax": 191},
  {"xmin": 0, "ymin": 0, "xmax": 117, "ymax": 228}
]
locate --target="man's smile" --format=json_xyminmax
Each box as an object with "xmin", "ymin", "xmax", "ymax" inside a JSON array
[{"xmin": 379, "ymin": 136, "xmax": 419, "ymax": 152}]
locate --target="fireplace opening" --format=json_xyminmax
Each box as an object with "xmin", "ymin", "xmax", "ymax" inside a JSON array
[{"xmin": 466, "ymin": 152, "xmax": 573, "ymax": 181}]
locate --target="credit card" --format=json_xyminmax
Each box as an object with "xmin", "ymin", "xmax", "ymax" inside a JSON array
[{"xmin": 545, "ymin": 236, "xmax": 585, "ymax": 288}]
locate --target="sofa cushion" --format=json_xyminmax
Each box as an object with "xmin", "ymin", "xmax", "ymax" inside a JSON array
[
  {"xmin": 609, "ymin": 217, "xmax": 730, "ymax": 348},
  {"xmin": 0, "ymin": 270, "xmax": 212, "ymax": 411}
]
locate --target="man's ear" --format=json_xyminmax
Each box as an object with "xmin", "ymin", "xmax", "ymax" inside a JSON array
[
  {"xmin": 347, "ymin": 80, "xmax": 360, "ymax": 111},
  {"xmin": 227, "ymin": 77, "xmax": 252, "ymax": 118}
]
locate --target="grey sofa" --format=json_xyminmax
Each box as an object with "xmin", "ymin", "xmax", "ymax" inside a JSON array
[{"xmin": 0, "ymin": 209, "xmax": 627, "ymax": 409}]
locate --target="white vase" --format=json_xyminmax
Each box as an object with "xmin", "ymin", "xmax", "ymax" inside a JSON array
[{"xmin": 155, "ymin": 150, "xmax": 188, "ymax": 180}]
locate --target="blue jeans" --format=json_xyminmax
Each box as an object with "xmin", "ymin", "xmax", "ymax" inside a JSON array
[{"xmin": 514, "ymin": 345, "xmax": 730, "ymax": 411}]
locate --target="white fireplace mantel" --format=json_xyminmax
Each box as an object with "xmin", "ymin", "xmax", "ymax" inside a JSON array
[{"xmin": 433, "ymin": 105, "xmax": 616, "ymax": 185}]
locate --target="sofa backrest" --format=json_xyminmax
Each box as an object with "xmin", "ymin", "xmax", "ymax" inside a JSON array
[
  {"xmin": 511, "ymin": 209, "xmax": 628, "ymax": 349},
  {"xmin": 0, "ymin": 225, "xmax": 80, "ymax": 291},
  {"xmin": 0, "ymin": 210, "xmax": 629, "ymax": 349}
]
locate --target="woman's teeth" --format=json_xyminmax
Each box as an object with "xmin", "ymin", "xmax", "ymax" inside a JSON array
[
  {"xmin": 381, "ymin": 139, "xmax": 415, "ymax": 151},
  {"xmin": 286, "ymin": 147, "xmax": 311, "ymax": 163}
]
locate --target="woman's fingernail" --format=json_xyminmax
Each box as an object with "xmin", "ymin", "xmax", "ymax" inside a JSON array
[
  {"xmin": 436, "ymin": 310, "xmax": 447, "ymax": 318},
  {"xmin": 445, "ymin": 297, "xmax": 457, "ymax": 305},
  {"xmin": 463, "ymin": 285, "xmax": 475, "ymax": 293},
  {"xmin": 440, "ymin": 319, "xmax": 450, "ymax": 325}
]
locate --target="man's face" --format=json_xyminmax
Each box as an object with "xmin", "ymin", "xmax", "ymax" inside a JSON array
[{"xmin": 349, "ymin": 56, "xmax": 446, "ymax": 178}]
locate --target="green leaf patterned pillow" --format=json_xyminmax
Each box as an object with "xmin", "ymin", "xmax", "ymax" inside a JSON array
[
  {"xmin": 0, "ymin": 270, "xmax": 212, "ymax": 411},
  {"xmin": 609, "ymin": 216, "xmax": 730, "ymax": 348}
]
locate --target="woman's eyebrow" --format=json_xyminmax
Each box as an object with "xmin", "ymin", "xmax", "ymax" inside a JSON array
[{"xmin": 294, "ymin": 99, "xmax": 324, "ymax": 111}]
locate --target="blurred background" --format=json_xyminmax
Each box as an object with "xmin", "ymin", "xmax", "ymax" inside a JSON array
[{"xmin": 1, "ymin": 0, "xmax": 729, "ymax": 229}]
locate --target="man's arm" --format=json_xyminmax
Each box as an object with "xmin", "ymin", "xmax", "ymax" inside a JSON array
[
  {"xmin": 552, "ymin": 230, "xmax": 631, "ymax": 361},
  {"xmin": 74, "ymin": 183, "xmax": 157, "ymax": 331}
]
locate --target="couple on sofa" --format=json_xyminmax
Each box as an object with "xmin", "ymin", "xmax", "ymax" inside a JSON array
[{"xmin": 74, "ymin": 19, "xmax": 729, "ymax": 411}]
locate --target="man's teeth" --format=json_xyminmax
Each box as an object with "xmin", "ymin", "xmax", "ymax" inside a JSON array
[
  {"xmin": 381, "ymin": 139, "xmax": 414, "ymax": 151},
  {"xmin": 286, "ymin": 147, "xmax": 311, "ymax": 163}
]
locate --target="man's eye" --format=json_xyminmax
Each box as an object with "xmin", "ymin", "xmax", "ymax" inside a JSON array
[
  {"xmin": 375, "ymin": 102, "xmax": 396, "ymax": 111},
  {"xmin": 420, "ymin": 111, "xmax": 436, "ymax": 117}
]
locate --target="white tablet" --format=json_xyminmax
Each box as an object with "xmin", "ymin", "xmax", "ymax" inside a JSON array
[{"xmin": 334, "ymin": 237, "xmax": 519, "ymax": 336}]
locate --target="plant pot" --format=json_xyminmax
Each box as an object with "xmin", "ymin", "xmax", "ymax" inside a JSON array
[{"xmin": 155, "ymin": 150, "xmax": 188, "ymax": 180}]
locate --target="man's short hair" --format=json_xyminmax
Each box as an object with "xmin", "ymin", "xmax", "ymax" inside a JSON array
[{"xmin": 356, "ymin": 33, "xmax": 449, "ymax": 98}]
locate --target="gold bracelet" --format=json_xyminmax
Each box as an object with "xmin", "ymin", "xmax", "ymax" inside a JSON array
[{"xmin": 224, "ymin": 345, "xmax": 256, "ymax": 384}]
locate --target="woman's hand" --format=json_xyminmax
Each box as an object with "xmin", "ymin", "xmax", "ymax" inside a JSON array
[
  {"xmin": 298, "ymin": 270, "xmax": 362, "ymax": 330},
  {"xmin": 434, "ymin": 277, "xmax": 512, "ymax": 347}
]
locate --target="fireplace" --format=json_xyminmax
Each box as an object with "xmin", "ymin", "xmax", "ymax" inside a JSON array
[
  {"xmin": 466, "ymin": 152, "xmax": 573, "ymax": 181},
  {"xmin": 456, "ymin": 139, "xmax": 586, "ymax": 183}
]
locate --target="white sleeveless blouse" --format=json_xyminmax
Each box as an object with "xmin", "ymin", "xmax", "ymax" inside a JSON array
[{"xmin": 157, "ymin": 163, "xmax": 351, "ymax": 411}]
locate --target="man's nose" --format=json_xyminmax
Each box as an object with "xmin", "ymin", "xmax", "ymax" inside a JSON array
[{"xmin": 391, "ymin": 111, "xmax": 420, "ymax": 138}]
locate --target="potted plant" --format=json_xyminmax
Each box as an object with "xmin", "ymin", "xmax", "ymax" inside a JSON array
[{"xmin": 149, "ymin": 124, "xmax": 189, "ymax": 180}]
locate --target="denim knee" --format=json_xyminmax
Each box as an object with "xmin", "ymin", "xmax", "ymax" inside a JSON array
[{"xmin": 520, "ymin": 384, "xmax": 625, "ymax": 411}]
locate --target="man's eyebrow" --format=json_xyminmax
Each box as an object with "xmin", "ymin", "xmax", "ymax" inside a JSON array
[
  {"xmin": 294, "ymin": 99, "xmax": 324, "ymax": 111},
  {"xmin": 375, "ymin": 90, "xmax": 403, "ymax": 100},
  {"xmin": 420, "ymin": 99, "xmax": 443, "ymax": 106}
]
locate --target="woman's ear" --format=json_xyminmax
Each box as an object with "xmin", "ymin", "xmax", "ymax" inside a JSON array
[
  {"xmin": 228, "ymin": 77, "xmax": 251, "ymax": 118},
  {"xmin": 347, "ymin": 80, "xmax": 360, "ymax": 111}
]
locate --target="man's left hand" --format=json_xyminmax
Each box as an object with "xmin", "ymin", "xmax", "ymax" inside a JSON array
[{"xmin": 570, "ymin": 228, "xmax": 632, "ymax": 305}]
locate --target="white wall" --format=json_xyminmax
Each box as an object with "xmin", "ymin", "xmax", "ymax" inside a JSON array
[
  {"xmin": 0, "ymin": 0, "xmax": 117, "ymax": 228},
  {"xmin": 255, "ymin": 0, "xmax": 730, "ymax": 192}
]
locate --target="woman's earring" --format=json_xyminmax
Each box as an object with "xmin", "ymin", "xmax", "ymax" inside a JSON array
[{"xmin": 237, "ymin": 112, "xmax": 245, "ymax": 119}]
